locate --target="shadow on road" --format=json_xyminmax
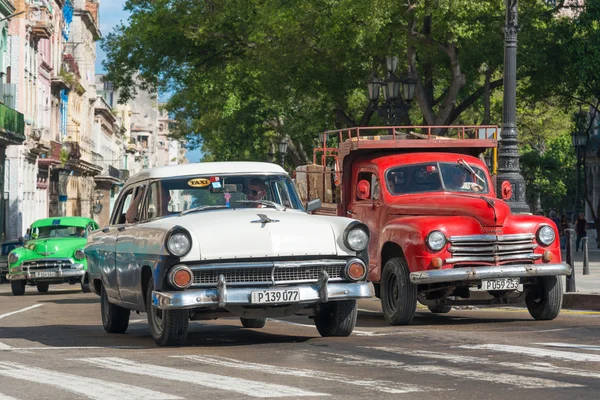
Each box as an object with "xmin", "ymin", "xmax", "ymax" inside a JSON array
[
  {"xmin": 354, "ymin": 310, "xmax": 532, "ymax": 328},
  {"xmin": 38, "ymin": 297, "xmax": 100, "ymax": 304},
  {"xmin": 0, "ymin": 289, "xmax": 83, "ymax": 297}
]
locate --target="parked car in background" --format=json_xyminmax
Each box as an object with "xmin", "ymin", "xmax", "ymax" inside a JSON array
[
  {"xmin": 85, "ymin": 162, "xmax": 372, "ymax": 346},
  {"xmin": 0, "ymin": 239, "xmax": 24, "ymax": 283},
  {"xmin": 6, "ymin": 217, "xmax": 100, "ymax": 295}
]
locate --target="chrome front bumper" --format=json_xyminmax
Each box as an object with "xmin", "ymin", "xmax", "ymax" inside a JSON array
[
  {"xmin": 7, "ymin": 269, "xmax": 85, "ymax": 281},
  {"xmin": 152, "ymin": 281, "xmax": 372, "ymax": 310},
  {"xmin": 410, "ymin": 263, "xmax": 571, "ymax": 285}
]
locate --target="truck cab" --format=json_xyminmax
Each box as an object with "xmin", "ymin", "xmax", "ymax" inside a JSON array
[{"xmin": 297, "ymin": 126, "xmax": 571, "ymax": 325}]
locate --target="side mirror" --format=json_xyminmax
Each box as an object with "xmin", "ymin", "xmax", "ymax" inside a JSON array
[
  {"xmin": 501, "ymin": 180, "xmax": 513, "ymax": 200},
  {"xmin": 306, "ymin": 199, "xmax": 322, "ymax": 213},
  {"xmin": 357, "ymin": 180, "xmax": 371, "ymax": 200}
]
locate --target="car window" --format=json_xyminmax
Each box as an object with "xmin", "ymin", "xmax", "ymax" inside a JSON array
[
  {"xmin": 113, "ymin": 184, "xmax": 146, "ymax": 225},
  {"xmin": 32, "ymin": 225, "xmax": 87, "ymax": 239},
  {"xmin": 146, "ymin": 182, "xmax": 161, "ymax": 220}
]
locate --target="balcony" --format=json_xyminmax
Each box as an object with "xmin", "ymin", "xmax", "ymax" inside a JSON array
[
  {"xmin": 0, "ymin": 83, "xmax": 16, "ymax": 109},
  {"xmin": 0, "ymin": 103, "xmax": 25, "ymax": 145},
  {"xmin": 29, "ymin": 6, "xmax": 53, "ymax": 40},
  {"xmin": 108, "ymin": 165, "xmax": 121, "ymax": 180},
  {"xmin": 64, "ymin": 142, "xmax": 82, "ymax": 160}
]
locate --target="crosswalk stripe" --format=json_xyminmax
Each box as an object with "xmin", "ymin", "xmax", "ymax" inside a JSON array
[
  {"xmin": 535, "ymin": 343, "xmax": 600, "ymax": 351},
  {"xmin": 458, "ymin": 344, "xmax": 600, "ymax": 363},
  {"xmin": 0, "ymin": 304, "xmax": 43, "ymax": 320},
  {"xmin": 317, "ymin": 350, "xmax": 580, "ymax": 389},
  {"xmin": 0, "ymin": 393, "xmax": 18, "ymax": 400},
  {"xmin": 76, "ymin": 357, "xmax": 327, "ymax": 398},
  {"xmin": 366, "ymin": 347, "xmax": 600, "ymax": 380},
  {"xmin": 174, "ymin": 355, "xmax": 437, "ymax": 394},
  {"xmin": 0, "ymin": 362, "xmax": 181, "ymax": 400}
]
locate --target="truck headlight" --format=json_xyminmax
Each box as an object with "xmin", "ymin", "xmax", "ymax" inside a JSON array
[
  {"xmin": 537, "ymin": 225, "xmax": 555, "ymax": 246},
  {"xmin": 166, "ymin": 228, "xmax": 192, "ymax": 257},
  {"xmin": 8, "ymin": 252, "xmax": 19, "ymax": 264},
  {"xmin": 426, "ymin": 231, "xmax": 447, "ymax": 252},
  {"xmin": 344, "ymin": 223, "xmax": 369, "ymax": 251},
  {"xmin": 74, "ymin": 249, "xmax": 85, "ymax": 260}
]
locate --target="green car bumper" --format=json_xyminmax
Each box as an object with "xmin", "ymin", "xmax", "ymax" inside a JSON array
[{"xmin": 8, "ymin": 258, "xmax": 86, "ymax": 282}]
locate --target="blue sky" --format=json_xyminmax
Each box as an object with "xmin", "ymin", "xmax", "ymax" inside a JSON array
[{"xmin": 96, "ymin": 1, "xmax": 202, "ymax": 163}]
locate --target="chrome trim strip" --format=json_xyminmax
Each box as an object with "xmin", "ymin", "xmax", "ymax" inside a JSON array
[
  {"xmin": 7, "ymin": 269, "xmax": 85, "ymax": 281},
  {"xmin": 445, "ymin": 253, "xmax": 542, "ymax": 263},
  {"xmin": 449, "ymin": 233, "xmax": 535, "ymax": 243},
  {"xmin": 449, "ymin": 244, "xmax": 538, "ymax": 253},
  {"xmin": 410, "ymin": 263, "xmax": 571, "ymax": 285},
  {"xmin": 152, "ymin": 282, "xmax": 373, "ymax": 310},
  {"xmin": 188, "ymin": 259, "xmax": 347, "ymax": 271}
]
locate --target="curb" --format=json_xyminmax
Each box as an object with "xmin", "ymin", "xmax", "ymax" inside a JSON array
[{"xmin": 562, "ymin": 293, "xmax": 600, "ymax": 311}]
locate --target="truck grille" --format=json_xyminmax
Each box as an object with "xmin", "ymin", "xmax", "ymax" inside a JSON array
[
  {"xmin": 22, "ymin": 259, "xmax": 73, "ymax": 270},
  {"xmin": 447, "ymin": 234, "xmax": 540, "ymax": 264},
  {"xmin": 190, "ymin": 260, "xmax": 347, "ymax": 287}
]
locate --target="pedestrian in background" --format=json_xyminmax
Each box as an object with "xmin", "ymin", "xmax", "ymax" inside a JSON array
[
  {"xmin": 560, "ymin": 213, "xmax": 569, "ymax": 250},
  {"xmin": 575, "ymin": 212, "xmax": 587, "ymax": 252}
]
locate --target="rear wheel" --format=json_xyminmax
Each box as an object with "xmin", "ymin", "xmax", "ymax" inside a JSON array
[
  {"xmin": 146, "ymin": 278, "xmax": 189, "ymax": 346},
  {"xmin": 101, "ymin": 286, "xmax": 130, "ymax": 333},
  {"xmin": 80, "ymin": 281, "xmax": 90, "ymax": 293},
  {"xmin": 240, "ymin": 318, "xmax": 267, "ymax": 329},
  {"xmin": 11, "ymin": 280, "xmax": 25, "ymax": 296},
  {"xmin": 428, "ymin": 304, "xmax": 452, "ymax": 314},
  {"xmin": 36, "ymin": 283, "xmax": 49, "ymax": 293},
  {"xmin": 381, "ymin": 257, "xmax": 417, "ymax": 325},
  {"xmin": 314, "ymin": 300, "xmax": 357, "ymax": 337},
  {"xmin": 526, "ymin": 276, "xmax": 563, "ymax": 321}
]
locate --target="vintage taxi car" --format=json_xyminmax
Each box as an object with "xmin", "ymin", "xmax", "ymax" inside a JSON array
[
  {"xmin": 85, "ymin": 162, "xmax": 372, "ymax": 346},
  {"xmin": 7, "ymin": 217, "xmax": 99, "ymax": 295}
]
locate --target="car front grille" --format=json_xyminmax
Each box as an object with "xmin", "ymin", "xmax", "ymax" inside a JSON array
[
  {"xmin": 190, "ymin": 260, "xmax": 347, "ymax": 287},
  {"xmin": 22, "ymin": 259, "xmax": 74, "ymax": 271},
  {"xmin": 447, "ymin": 234, "xmax": 540, "ymax": 264}
]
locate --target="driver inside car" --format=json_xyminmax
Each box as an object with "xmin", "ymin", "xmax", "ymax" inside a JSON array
[
  {"xmin": 448, "ymin": 168, "xmax": 483, "ymax": 192},
  {"xmin": 245, "ymin": 178, "xmax": 267, "ymax": 206}
]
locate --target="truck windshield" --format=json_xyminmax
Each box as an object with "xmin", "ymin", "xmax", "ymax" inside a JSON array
[{"xmin": 386, "ymin": 162, "xmax": 490, "ymax": 195}]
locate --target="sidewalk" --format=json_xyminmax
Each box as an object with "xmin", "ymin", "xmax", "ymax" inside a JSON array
[{"xmin": 561, "ymin": 243, "xmax": 600, "ymax": 310}]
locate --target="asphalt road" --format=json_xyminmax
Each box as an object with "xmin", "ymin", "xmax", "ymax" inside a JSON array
[{"xmin": 1, "ymin": 283, "xmax": 600, "ymax": 399}]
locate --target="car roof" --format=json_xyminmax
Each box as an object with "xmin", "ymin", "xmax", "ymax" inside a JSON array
[
  {"xmin": 126, "ymin": 162, "xmax": 287, "ymax": 184},
  {"xmin": 31, "ymin": 217, "xmax": 95, "ymax": 228}
]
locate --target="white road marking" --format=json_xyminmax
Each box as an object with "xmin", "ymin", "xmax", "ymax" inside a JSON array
[
  {"xmin": 77, "ymin": 357, "xmax": 327, "ymax": 398},
  {"xmin": 367, "ymin": 347, "xmax": 600, "ymax": 380},
  {"xmin": 0, "ymin": 342, "xmax": 13, "ymax": 350},
  {"xmin": 317, "ymin": 351, "xmax": 580, "ymax": 389},
  {"xmin": 0, "ymin": 345, "xmax": 144, "ymax": 352},
  {"xmin": 0, "ymin": 361, "xmax": 181, "ymax": 400},
  {"xmin": 267, "ymin": 318, "xmax": 399, "ymax": 337},
  {"xmin": 175, "ymin": 355, "xmax": 439, "ymax": 394},
  {"xmin": 459, "ymin": 344, "xmax": 600, "ymax": 363},
  {"xmin": 0, "ymin": 304, "xmax": 43, "ymax": 320},
  {"xmin": 0, "ymin": 393, "xmax": 18, "ymax": 400},
  {"xmin": 536, "ymin": 343, "xmax": 600, "ymax": 351}
]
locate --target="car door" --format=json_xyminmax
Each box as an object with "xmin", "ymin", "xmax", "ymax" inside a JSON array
[
  {"xmin": 347, "ymin": 169, "xmax": 384, "ymax": 269},
  {"xmin": 116, "ymin": 183, "xmax": 147, "ymax": 306}
]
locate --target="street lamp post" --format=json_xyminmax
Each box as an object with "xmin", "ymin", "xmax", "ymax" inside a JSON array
[
  {"xmin": 278, "ymin": 139, "xmax": 288, "ymax": 168},
  {"xmin": 496, "ymin": 0, "xmax": 529, "ymax": 213},
  {"xmin": 367, "ymin": 56, "xmax": 416, "ymax": 125},
  {"xmin": 571, "ymin": 110, "xmax": 589, "ymax": 221}
]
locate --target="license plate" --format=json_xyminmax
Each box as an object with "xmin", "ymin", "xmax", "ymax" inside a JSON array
[
  {"xmin": 35, "ymin": 271, "xmax": 57, "ymax": 278},
  {"xmin": 481, "ymin": 278, "xmax": 520, "ymax": 291},
  {"xmin": 251, "ymin": 289, "xmax": 300, "ymax": 304}
]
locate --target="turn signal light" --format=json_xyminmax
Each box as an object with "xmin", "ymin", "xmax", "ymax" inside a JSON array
[
  {"xmin": 168, "ymin": 265, "xmax": 193, "ymax": 290},
  {"xmin": 345, "ymin": 259, "xmax": 367, "ymax": 281},
  {"xmin": 431, "ymin": 257, "xmax": 443, "ymax": 269},
  {"xmin": 542, "ymin": 251, "xmax": 553, "ymax": 263}
]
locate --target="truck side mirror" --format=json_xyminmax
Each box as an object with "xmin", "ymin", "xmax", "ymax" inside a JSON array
[
  {"xmin": 306, "ymin": 199, "xmax": 322, "ymax": 213},
  {"xmin": 501, "ymin": 180, "xmax": 513, "ymax": 200},
  {"xmin": 357, "ymin": 180, "xmax": 371, "ymax": 200}
]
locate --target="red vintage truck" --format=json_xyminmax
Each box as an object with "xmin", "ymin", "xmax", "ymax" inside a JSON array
[{"xmin": 296, "ymin": 125, "xmax": 571, "ymax": 325}]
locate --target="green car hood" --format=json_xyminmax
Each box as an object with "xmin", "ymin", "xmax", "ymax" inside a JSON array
[{"xmin": 9, "ymin": 237, "xmax": 87, "ymax": 267}]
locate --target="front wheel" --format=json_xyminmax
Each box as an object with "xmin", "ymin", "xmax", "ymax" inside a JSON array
[
  {"xmin": 526, "ymin": 276, "xmax": 563, "ymax": 321},
  {"xmin": 11, "ymin": 280, "xmax": 25, "ymax": 296},
  {"xmin": 381, "ymin": 257, "xmax": 417, "ymax": 325},
  {"xmin": 36, "ymin": 283, "xmax": 49, "ymax": 293},
  {"xmin": 314, "ymin": 300, "xmax": 357, "ymax": 337},
  {"xmin": 428, "ymin": 304, "xmax": 452, "ymax": 314},
  {"xmin": 101, "ymin": 286, "xmax": 130, "ymax": 333},
  {"xmin": 146, "ymin": 278, "xmax": 189, "ymax": 346},
  {"xmin": 240, "ymin": 318, "xmax": 266, "ymax": 328}
]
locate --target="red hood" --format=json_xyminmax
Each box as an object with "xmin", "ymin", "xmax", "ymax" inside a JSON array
[{"xmin": 387, "ymin": 193, "xmax": 511, "ymax": 227}]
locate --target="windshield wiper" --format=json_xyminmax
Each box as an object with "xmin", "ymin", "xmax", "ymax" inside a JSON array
[
  {"xmin": 180, "ymin": 205, "xmax": 229, "ymax": 216},
  {"xmin": 235, "ymin": 200, "xmax": 286, "ymax": 211},
  {"xmin": 457, "ymin": 158, "xmax": 487, "ymax": 185}
]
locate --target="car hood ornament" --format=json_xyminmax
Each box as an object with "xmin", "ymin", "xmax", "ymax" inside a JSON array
[{"xmin": 251, "ymin": 214, "xmax": 279, "ymax": 225}]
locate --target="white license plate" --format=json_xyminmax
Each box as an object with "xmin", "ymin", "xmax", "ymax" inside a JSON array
[
  {"xmin": 481, "ymin": 278, "xmax": 520, "ymax": 291},
  {"xmin": 35, "ymin": 271, "xmax": 57, "ymax": 278},
  {"xmin": 251, "ymin": 289, "xmax": 300, "ymax": 304}
]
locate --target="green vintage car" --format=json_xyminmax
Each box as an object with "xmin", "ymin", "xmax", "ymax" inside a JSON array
[{"xmin": 6, "ymin": 216, "xmax": 99, "ymax": 296}]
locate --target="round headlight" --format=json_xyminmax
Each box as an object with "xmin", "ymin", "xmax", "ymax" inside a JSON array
[
  {"xmin": 537, "ymin": 225, "xmax": 556, "ymax": 246},
  {"xmin": 74, "ymin": 249, "xmax": 85, "ymax": 260},
  {"xmin": 167, "ymin": 231, "xmax": 192, "ymax": 257},
  {"xmin": 8, "ymin": 252, "xmax": 19, "ymax": 264},
  {"xmin": 345, "ymin": 225, "xmax": 369, "ymax": 251},
  {"xmin": 426, "ymin": 231, "xmax": 447, "ymax": 252}
]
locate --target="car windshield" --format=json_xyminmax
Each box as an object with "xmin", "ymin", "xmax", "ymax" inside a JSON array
[
  {"xmin": 386, "ymin": 162, "xmax": 490, "ymax": 195},
  {"xmin": 155, "ymin": 174, "xmax": 304, "ymax": 215},
  {"xmin": 32, "ymin": 225, "xmax": 87, "ymax": 239}
]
